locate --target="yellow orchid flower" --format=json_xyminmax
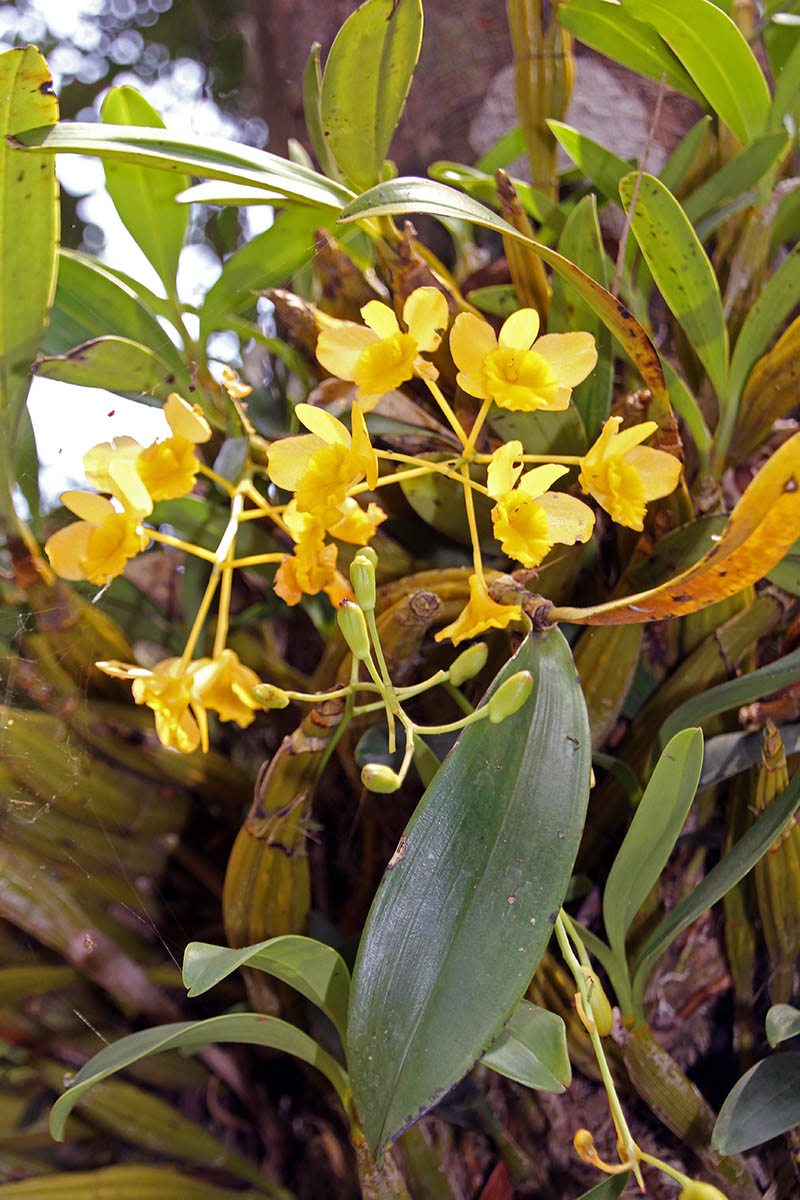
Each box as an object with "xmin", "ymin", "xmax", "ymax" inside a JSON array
[
  {"xmin": 274, "ymin": 505, "xmax": 351, "ymax": 608},
  {"xmin": 487, "ymin": 441, "xmax": 595, "ymax": 568},
  {"xmin": 45, "ymin": 491, "xmax": 149, "ymax": 586},
  {"xmin": 434, "ymin": 574, "xmax": 522, "ymax": 646},
  {"xmin": 578, "ymin": 417, "xmax": 682, "ymax": 530},
  {"xmin": 268, "ymin": 402, "xmax": 383, "ymax": 533},
  {"xmin": 316, "ymin": 287, "xmax": 449, "ymax": 410},
  {"xmin": 190, "ymin": 648, "xmax": 264, "ymax": 727},
  {"xmin": 450, "ymin": 309, "xmax": 597, "ymax": 413},
  {"xmin": 84, "ymin": 393, "xmax": 212, "ymax": 507},
  {"xmin": 97, "ymin": 657, "xmax": 209, "ymax": 754}
]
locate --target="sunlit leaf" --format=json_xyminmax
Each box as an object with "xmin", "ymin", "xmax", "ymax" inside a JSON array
[
  {"xmin": 557, "ymin": 0, "xmax": 703, "ymax": 101},
  {"xmin": 320, "ymin": 0, "xmax": 423, "ymax": 189},
  {"xmin": 348, "ymin": 628, "xmax": 591, "ymax": 1155},
  {"xmin": 621, "ymin": 0, "xmax": 770, "ymax": 144},
  {"xmin": 0, "ymin": 46, "xmax": 59, "ymax": 446},
  {"xmin": 101, "ymin": 87, "xmax": 188, "ymax": 296},
  {"xmin": 34, "ymin": 336, "xmax": 179, "ymax": 402},
  {"xmin": 683, "ymin": 131, "xmax": 788, "ymax": 226},
  {"xmin": 552, "ymin": 431, "xmax": 800, "ymax": 624},
  {"xmin": 619, "ymin": 172, "xmax": 728, "ymax": 399},
  {"xmin": 547, "ymin": 120, "xmax": 630, "ymax": 202}
]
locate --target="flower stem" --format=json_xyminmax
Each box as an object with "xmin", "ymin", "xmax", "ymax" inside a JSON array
[
  {"xmin": 422, "ymin": 377, "xmax": 469, "ymax": 446},
  {"xmin": 461, "ymin": 398, "xmax": 492, "ymax": 459},
  {"xmin": 179, "ymin": 569, "xmax": 221, "ymax": 669},
  {"xmin": 146, "ymin": 529, "xmax": 218, "ymax": 563},
  {"xmin": 228, "ymin": 552, "xmax": 286, "ymax": 569},
  {"xmin": 460, "ymin": 462, "xmax": 487, "ymax": 582}
]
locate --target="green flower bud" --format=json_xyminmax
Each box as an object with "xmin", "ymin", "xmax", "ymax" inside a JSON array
[
  {"xmin": 337, "ymin": 600, "xmax": 371, "ymax": 660},
  {"xmin": 487, "ymin": 671, "xmax": 533, "ymax": 724},
  {"xmin": 361, "ymin": 763, "xmax": 402, "ymax": 793},
  {"xmin": 581, "ymin": 968, "xmax": 614, "ymax": 1036},
  {"xmin": 357, "ymin": 545, "xmax": 379, "ymax": 569},
  {"xmin": 449, "ymin": 642, "xmax": 488, "ymax": 687},
  {"xmin": 251, "ymin": 683, "xmax": 290, "ymax": 709},
  {"xmin": 350, "ymin": 554, "xmax": 376, "ymax": 612},
  {"xmin": 678, "ymin": 1183, "xmax": 729, "ymax": 1200}
]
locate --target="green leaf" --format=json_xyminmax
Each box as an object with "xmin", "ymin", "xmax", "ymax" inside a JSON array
[
  {"xmin": 428, "ymin": 161, "xmax": 565, "ymax": 231},
  {"xmin": 713, "ymin": 1054, "xmax": 800, "ymax": 1153},
  {"xmin": 320, "ymin": 0, "xmax": 423, "ymax": 190},
  {"xmin": 621, "ymin": 0, "xmax": 770, "ymax": 143},
  {"xmin": 33, "ymin": 336, "xmax": 179, "ymax": 400},
  {"xmin": 476, "ymin": 124, "xmax": 527, "ymax": 173},
  {"xmin": 481, "ymin": 1000, "xmax": 571, "ymax": 1093},
  {"xmin": 767, "ymin": 1003, "xmax": 800, "ymax": 1047},
  {"xmin": 101, "ymin": 87, "xmax": 188, "ymax": 297},
  {"xmin": 182, "ymin": 936, "xmax": 350, "ymax": 1044},
  {"xmin": 13, "ymin": 407, "xmax": 40, "ymax": 528},
  {"xmin": 0, "ymin": 46, "xmax": 59, "ymax": 445},
  {"xmin": 0, "ymin": 1165, "xmax": 266, "ymax": 1199},
  {"xmin": 658, "ymin": 646, "xmax": 800, "ymax": 749},
  {"xmin": 556, "ymin": 0, "xmax": 703, "ymax": 101},
  {"xmin": 661, "ymin": 357, "xmax": 713, "ymax": 459},
  {"xmin": 175, "ymin": 181, "xmax": 282, "ymax": 206},
  {"xmin": 769, "ymin": 30, "xmax": 800, "ymax": 129},
  {"xmin": 698, "ymin": 724, "xmax": 800, "ymax": 792},
  {"xmin": 302, "ymin": 42, "xmax": 341, "ymax": 180},
  {"xmin": 13, "ymin": 122, "xmax": 354, "ymax": 209},
  {"xmin": 43, "ymin": 249, "xmax": 186, "ymax": 376},
  {"xmin": 729, "ymin": 240, "xmax": 800, "ymax": 404},
  {"xmin": 619, "ymin": 172, "xmax": 728, "ymax": 398},
  {"xmin": 339, "ymin": 177, "xmax": 672, "ymax": 412},
  {"xmin": 400, "ymin": 462, "xmax": 494, "ymax": 545},
  {"xmin": 683, "ymin": 132, "xmax": 789, "ymax": 225},
  {"xmin": 347, "ymin": 628, "xmax": 591, "ymax": 1155},
  {"xmin": 602, "ymin": 729, "xmax": 703, "ymax": 964},
  {"xmin": 467, "ymin": 284, "xmax": 520, "ymax": 318},
  {"xmin": 49, "ymin": 1013, "xmax": 351, "ymax": 1142},
  {"xmin": 547, "ymin": 121, "xmax": 630, "ymax": 203},
  {"xmin": 631, "ymin": 765, "xmax": 800, "ymax": 1007},
  {"xmin": 573, "ymin": 1175, "xmax": 631, "ymax": 1200},
  {"xmin": 200, "ymin": 207, "xmax": 334, "ymax": 338},
  {"xmin": 488, "ymin": 401, "xmax": 587, "ymax": 457},
  {"xmin": 549, "ymin": 194, "xmax": 613, "ymax": 442},
  {"xmin": 658, "ymin": 116, "xmax": 712, "ymax": 195},
  {"xmin": 767, "ymin": 537, "xmax": 800, "ymax": 594}
]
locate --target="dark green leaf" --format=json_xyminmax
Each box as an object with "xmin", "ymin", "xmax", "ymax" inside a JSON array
[
  {"xmin": 658, "ymin": 116, "xmax": 712, "ymax": 195},
  {"xmin": 573, "ymin": 1174, "xmax": 631, "ymax": 1200},
  {"xmin": 101, "ymin": 87, "xmax": 188, "ymax": 297},
  {"xmin": 603, "ymin": 730, "xmax": 703, "ymax": 963},
  {"xmin": 713, "ymin": 1054, "xmax": 800, "ymax": 1153},
  {"xmin": 481, "ymin": 1000, "xmax": 571, "ymax": 1093},
  {"xmin": 621, "ymin": 0, "xmax": 770, "ymax": 143},
  {"xmin": 182, "ymin": 936, "xmax": 350, "ymax": 1044},
  {"xmin": 767, "ymin": 1003, "xmax": 800, "ymax": 1047},
  {"xmin": 631, "ymin": 765, "xmax": 800, "ymax": 1007},
  {"xmin": 50, "ymin": 1013, "xmax": 351, "ymax": 1141},
  {"xmin": 658, "ymin": 647, "xmax": 800, "ymax": 749},
  {"xmin": 661, "ymin": 358, "xmax": 713, "ymax": 459},
  {"xmin": 200, "ymin": 206, "xmax": 333, "ymax": 338},
  {"xmin": 488, "ymin": 402, "xmax": 587, "ymax": 457},
  {"xmin": 347, "ymin": 628, "xmax": 591, "ymax": 1155},
  {"xmin": 619, "ymin": 172, "xmax": 728, "ymax": 398},
  {"xmin": 320, "ymin": 0, "xmax": 423, "ymax": 189},
  {"xmin": 302, "ymin": 42, "xmax": 340, "ymax": 180},
  {"xmin": 699, "ymin": 724, "xmax": 800, "ymax": 792},
  {"xmin": 557, "ymin": 0, "xmax": 703, "ymax": 101}
]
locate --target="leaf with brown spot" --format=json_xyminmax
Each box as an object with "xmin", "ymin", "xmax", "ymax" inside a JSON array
[{"xmin": 552, "ymin": 431, "xmax": 800, "ymax": 625}]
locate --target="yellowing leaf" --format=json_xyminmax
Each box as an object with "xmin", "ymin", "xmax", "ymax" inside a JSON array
[{"xmin": 552, "ymin": 431, "xmax": 800, "ymax": 624}]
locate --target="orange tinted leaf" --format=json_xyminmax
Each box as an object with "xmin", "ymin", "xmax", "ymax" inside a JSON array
[{"xmin": 553, "ymin": 431, "xmax": 800, "ymax": 625}]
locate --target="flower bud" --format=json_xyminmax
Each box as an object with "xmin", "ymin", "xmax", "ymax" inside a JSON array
[
  {"xmin": 581, "ymin": 968, "xmax": 614, "ymax": 1036},
  {"xmin": 350, "ymin": 554, "xmax": 376, "ymax": 612},
  {"xmin": 357, "ymin": 545, "xmax": 379, "ymax": 569},
  {"xmin": 251, "ymin": 683, "xmax": 290, "ymax": 709},
  {"xmin": 678, "ymin": 1183, "xmax": 730, "ymax": 1200},
  {"xmin": 449, "ymin": 642, "xmax": 488, "ymax": 687},
  {"xmin": 573, "ymin": 1129, "xmax": 597, "ymax": 1164},
  {"xmin": 361, "ymin": 763, "xmax": 402, "ymax": 793},
  {"xmin": 487, "ymin": 671, "xmax": 533, "ymax": 723},
  {"xmin": 337, "ymin": 600, "xmax": 371, "ymax": 660}
]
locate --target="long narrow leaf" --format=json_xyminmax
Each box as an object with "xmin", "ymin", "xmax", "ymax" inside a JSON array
[
  {"xmin": 50, "ymin": 1013, "xmax": 351, "ymax": 1141},
  {"xmin": 728, "ymin": 240, "xmax": 800, "ymax": 404},
  {"xmin": 603, "ymin": 729, "xmax": 703, "ymax": 964},
  {"xmin": 631, "ymin": 766, "xmax": 800, "ymax": 1007}
]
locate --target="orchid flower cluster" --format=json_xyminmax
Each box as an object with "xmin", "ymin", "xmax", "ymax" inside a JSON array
[{"xmin": 44, "ymin": 288, "xmax": 682, "ymax": 754}]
